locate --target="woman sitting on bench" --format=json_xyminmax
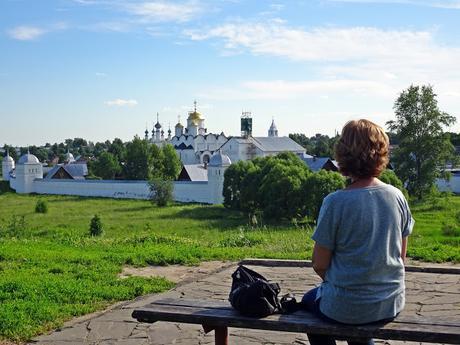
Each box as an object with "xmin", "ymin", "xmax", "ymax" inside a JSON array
[{"xmin": 301, "ymin": 119, "xmax": 414, "ymax": 345}]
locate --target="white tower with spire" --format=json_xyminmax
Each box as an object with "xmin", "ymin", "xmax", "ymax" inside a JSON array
[
  {"xmin": 268, "ymin": 118, "xmax": 278, "ymax": 137},
  {"xmin": 2, "ymin": 150, "xmax": 15, "ymax": 181}
]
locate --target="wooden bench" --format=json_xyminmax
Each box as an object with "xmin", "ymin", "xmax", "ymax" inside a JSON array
[{"xmin": 132, "ymin": 297, "xmax": 460, "ymax": 344}]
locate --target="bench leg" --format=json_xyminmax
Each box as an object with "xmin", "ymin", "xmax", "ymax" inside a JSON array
[{"xmin": 202, "ymin": 325, "xmax": 228, "ymax": 345}]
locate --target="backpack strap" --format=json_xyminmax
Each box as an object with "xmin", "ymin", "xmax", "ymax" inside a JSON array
[
  {"xmin": 269, "ymin": 282, "xmax": 280, "ymax": 293},
  {"xmin": 279, "ymin": 293, "xmax": 301, "ymax": 314}
]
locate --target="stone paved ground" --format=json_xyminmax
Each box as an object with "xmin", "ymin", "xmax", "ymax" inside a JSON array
[{"xmin": 30, "ymin": 263, "xmax": 460, "ymax": 345}]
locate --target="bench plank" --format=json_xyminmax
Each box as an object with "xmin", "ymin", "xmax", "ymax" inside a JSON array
[{"xmin": 132, "ymin": 298, "xmax": 460, "ymax": 344}]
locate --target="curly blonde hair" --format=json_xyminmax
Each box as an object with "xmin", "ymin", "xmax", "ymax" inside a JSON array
[{"xmin": 335, "ymin": 119, "xmax": 389, "ymax": 178}]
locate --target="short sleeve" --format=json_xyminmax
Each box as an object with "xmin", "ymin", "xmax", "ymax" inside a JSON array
[
  {"xmin": 311, "ymin": 196, "xmax": 337, "ymax": 250},
  {"xmin": 401, "ymin": 197, "xmax": 414, "ymax": 238}
]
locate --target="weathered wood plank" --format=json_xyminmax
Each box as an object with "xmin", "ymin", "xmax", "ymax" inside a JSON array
[
  {"xmin": 132, "ymin": 299, "xmax": 460, "ymax": 344},
  {"xmin": 239, "ymin": 259, "xmax": 460, "ymax": 275},
  {"xmin": 148, "ymin": 298, "xmax": 460, "ymax": 327}
]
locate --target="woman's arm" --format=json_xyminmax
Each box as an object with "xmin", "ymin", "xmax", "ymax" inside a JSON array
[
  {"xmin": 312, "ymin": 242, "xmax": 332, "ymax": 281},
  {"xmin": 401, "ymin": 237, "xmax": 408, "ymax": 263}
]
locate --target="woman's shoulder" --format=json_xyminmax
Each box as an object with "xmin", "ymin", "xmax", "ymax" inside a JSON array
[{"xmin": 326, "ymin": 183, "xmax": 403, "ymax": 202}]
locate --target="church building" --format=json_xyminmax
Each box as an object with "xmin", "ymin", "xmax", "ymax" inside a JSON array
[
  {"xmin": 142, "ymin": 102, "xmax": 307, "ymax": 166},
  {"xmin": 144, "ymin": 101, "xmax": 228, "ymax": 164}
]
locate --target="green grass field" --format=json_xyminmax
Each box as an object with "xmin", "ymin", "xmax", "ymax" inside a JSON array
[{"xmin": 0, "ymin": 193, "xmax": 459, "ymax": 341}]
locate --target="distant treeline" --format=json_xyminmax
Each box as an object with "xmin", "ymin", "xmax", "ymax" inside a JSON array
[{"xmin": 288, "ymin": 131, "xmax": 460, "ymax": 158}]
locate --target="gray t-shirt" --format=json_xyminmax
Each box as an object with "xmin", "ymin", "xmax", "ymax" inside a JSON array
[{"xmin": 312, "ymin": 183, "xmax": 414, "ymax": 324}]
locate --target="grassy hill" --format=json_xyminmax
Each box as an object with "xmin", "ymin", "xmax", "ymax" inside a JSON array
[{"xmin": 0, "ymin": 193, "xmax": 459, "ymax": 341}]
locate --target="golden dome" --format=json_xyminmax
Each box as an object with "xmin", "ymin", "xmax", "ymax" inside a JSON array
[{"xmin": 187, "ymin": 110, "xmax": 201, "ymax": 123}]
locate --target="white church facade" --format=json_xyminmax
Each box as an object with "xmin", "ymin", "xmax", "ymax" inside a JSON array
[
  {"xmin": 145, "ymin": 102, "xmax": 228, "ymax": 165},
  {"xmin": 145, "ymin": 102, "xmax": 306, "ymax": 165}
]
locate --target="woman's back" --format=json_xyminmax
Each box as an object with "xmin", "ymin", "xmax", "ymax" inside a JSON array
[{"xmin": 312, "ymin": 183, "xmax": 413, "ymax": 324}]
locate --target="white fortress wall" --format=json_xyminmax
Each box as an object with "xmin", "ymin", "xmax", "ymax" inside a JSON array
[
  {"xmin": 173, "ymin": 181, "xmax": 211, "ymax": 203},
  {"xmin": 33, "ymin": 179, "xmax": 151, "ymax": 199},
  {"xmin": 30, "ymin": 179, "xmax": 215, "ymax": 203},
  {"xmin": 436, "ymin": 175, "xmax": 460, "ymax": 194}
]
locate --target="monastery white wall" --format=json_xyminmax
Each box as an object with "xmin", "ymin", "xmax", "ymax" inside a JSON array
[
  {"xmin": 28, "ymin": 179, "xmax": 216, "ymax": 203},
  {"xmin": 33, "ymin": 179, "xmax": 152, "ymax": 199},
  {"xmin": 173, "ymin": 181, "xmax": 211, "ymax": 203},
  {"xmin": 436, "ymin": 175, "xmax": 460, "ymax": 194}
]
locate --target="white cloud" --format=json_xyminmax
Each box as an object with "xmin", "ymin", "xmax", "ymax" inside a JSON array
[
  {"xmin": 104, "ymin": 99, "xmax": 138, "ymax": 106},
  {"xmin": 96, "ymin": 72, "xmax": 107, "ymax": 77},
  {"xmin": 8, "ymin": 26, "xmax": 46, "ymax": 40},
  {"xmin": 127, "ymin": 1, "xmax": 203, "ymax": 23},
  {"xmin": 7, "ymin": 22, "xmax": 68, "ymax": 41},
  {"xmin": 186, "ymin": 23, "xmax": 445, "ymax": 63},
  {"xmin": 187, "ymin": 22, "xmax": 460, "ymax": 101}
]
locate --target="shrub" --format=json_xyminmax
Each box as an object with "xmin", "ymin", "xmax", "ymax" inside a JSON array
[
  {"xmin": 89, "ymin": 215, "xmax": 103, "ymax": 236},
  {"xmin": 0, "ymin": 181, "xmax": 12, "ymax": 194},
  {"xmin": 379, "ymin": 169, "xmax": 409, "ymax": 199},
  {"xmin": 149, "ymin": 178, "xmax": 174, "ymax": 207},
  {"xmin": 35, "ymin": 200, "xmax": 48, "ymax": 214}
]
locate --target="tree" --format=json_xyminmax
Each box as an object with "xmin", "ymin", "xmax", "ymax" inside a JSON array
[
  {"xmin": 3, "ymin": 145, "xmax": 18, "ymax": 161},
  {"xmin": 92, "ymin": 152, "xmax": 121, "ymax": 180},
  {"xmin": 161, "ymin": 144, "xmax": 181, "ymax": 180},
  {"xmin": 302, "ymin": 170, "xmax": 345, "ymax": 220},
  {"xmin": 289, "ymin": 133, "xmax": 338, "ymax": 158},
  {"xmin": 387, "ymin": 85, "xmax": 456, "ymax": 199},
  {"xmin": 259, "ymin": 160, "xmax": 310, "ymax": 219},
  {"xmin": 124, "ymin": 136, "xmax": 152, "ymax": 180},
  {"xmin": 108, "ymin": 138, "xmax": 126, "ymax": 163},
  {"xmin": 150, "ymin": 144, "xmax": 165, "ymax": 179}
]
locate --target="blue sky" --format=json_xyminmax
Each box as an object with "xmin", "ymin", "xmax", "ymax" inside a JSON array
[{"xmin": 1, "ymin": 0, "xmax": 460, "ymax": 146}]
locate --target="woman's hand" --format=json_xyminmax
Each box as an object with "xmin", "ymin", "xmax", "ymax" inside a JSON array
[{"xmin": 312, "ymin": 242, "xmax": 332, "ymax": 281}]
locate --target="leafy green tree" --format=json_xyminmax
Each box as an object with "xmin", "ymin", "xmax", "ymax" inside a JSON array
[
  {"xmin": 2, "ymin": 145, "xmax": 18, "ymax": 161},
  {"xmin": 387, "ymin": 85, "xmax": 456, "ymax": 199},
  {"xmin": 124, "ymin": 136, "xmax": 152, "ymax": 180},
  {"xmin": 289, "ymin": 133, "xmax": 313, "ymax": 152},
  {"xmin": 92, "ymin": 152, "xmax": 121, "ymax": 180},
  {"xmin": 161, "ymin": 144, "xmax": 181, "ymax": 180},
  {"xmin": 108, "ymin": 138, "xmax": 126, "ymax": 163},
  {"xmin": 223, "ymin": 161, "xmax": 248, "ymax": 209},
  {"xmin": 150, "ymin": 144, "xmax": 165, "ymax": 179},
  {"xmin": 302, "ymin": 170, "xmax": 345, "ymax": 220},
  {"xmin": 149, "ymin": 178, "xmax": 174, "ymax": 207},
  {"xmin": 447, "ymin": 132, "xmax": 460, "ymax": 146},
  {"xmin": 258, "ymin": 153, "xmax": 311, "ymax": 219},
  {"xmin": 289, "ymin": 133, "xmax": 338, "ymax": 158}
]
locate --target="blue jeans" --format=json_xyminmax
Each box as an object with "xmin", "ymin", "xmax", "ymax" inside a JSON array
[{"xmin": 301, "ymin": 287, "xmax": 375, "ymax": 345}]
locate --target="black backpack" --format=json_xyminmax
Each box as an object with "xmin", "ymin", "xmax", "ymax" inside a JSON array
[{"xmin": 228, "ymin": 265, "xmax": 298, "ymax": 318}]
